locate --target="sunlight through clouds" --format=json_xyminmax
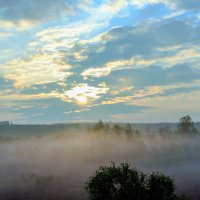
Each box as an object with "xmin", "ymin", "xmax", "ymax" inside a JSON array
[
  {"xmin": 0, "ymin": 0, "xmax": 200, "ymax": 122},
  {"xmin": 64, "ymin": 83, "xmax": 109, "ymax": 104}
]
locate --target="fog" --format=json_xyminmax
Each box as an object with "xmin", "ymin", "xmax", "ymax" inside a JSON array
[{"xmin": 0, "ymin": 131, "xmax": 200, "ymax": 199}]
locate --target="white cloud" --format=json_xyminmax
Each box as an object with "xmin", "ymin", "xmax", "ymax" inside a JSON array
[
  {"xmin": 0, "ymin": 0, "xmax": 130, "ymax": 89},
  {"xmin": 64, "ymin": 83, "xmax": 109, "ymax": 103},
  {"xmin": 1, "ymin": 53, "xmax": 72, "ymax": 88}
]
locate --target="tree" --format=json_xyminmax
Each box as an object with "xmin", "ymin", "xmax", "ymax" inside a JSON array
[
  {"xmin": 93, "ymin": 120, "xmax": 105, "ymax": 132},
  {"xmin": 145, "ymin": 125, "xmax": 151, "ymax": 134},
  {"xmin": 85, "ymin": 163, "xmax": 146, "ymax": 200},
  {"xmin": 147, "ymin": 172, "xmax": 176, "ymax": 200},
  {"xmin": 85, "ymin": 163, "xmax": 188, "ymax": 200},
  {"xmin": 134, "ymin": 129, "xmax": 140, "ymax": 135},
  {"xmin": 177, "ymin": 115, "xmax": 194, "ymax": 134},
  {"xmin": 112, "ymin": 124, "xmax": 122, "ymax": 135},
  {"xmin": 125, "ymin": 123, "xmax": 133, "ymax": 137},
  {"xmin": 159, "ymin": 126, "xmax": 171, "ymax": 134},
  {"xmin": 104, "ymin": 123, "xmax": 111, "ymax": 132}
]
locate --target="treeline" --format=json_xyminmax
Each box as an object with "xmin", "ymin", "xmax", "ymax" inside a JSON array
[
  {"xmin": 90, "ymin": 120, "xmax": 141, "ymax": 137},
  {"xmin": 91, "ymin": 115, "xmax": 199, "ymax": 136}
]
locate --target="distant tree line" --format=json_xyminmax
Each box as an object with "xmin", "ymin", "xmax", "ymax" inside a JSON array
[
  {"xmin": 92, "ymin": 115, "xmax": 199, "ymax": 136},
  {"xmin": 92, "ymin": 120, "xmax": 141, "ymax": 137}
]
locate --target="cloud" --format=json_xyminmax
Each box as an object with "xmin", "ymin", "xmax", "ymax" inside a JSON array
[
  {"xmin": 0, "ymin": 31, "xmax": 12, "ymax": 38},
  {"xmin": 80, "ymin": 19, "xmax": 199, "ymax": 67},
  {"xmin": 81, "ymin": 47, "xmax": 200, "ymax": 78},
  {"xmin": 0, "ymin": 0, "xmax": 128, "ymax": 31},
  {"xmin": 101, "ymin": 79, "xmax": 200, "ymax": 106},
  {"xmin": 172, "ymin": 0, "xmax": 200, "ymax": 10},
  {"xmin": 0, "ymin": 91, "xmax": 60, "ymax": 101},
  {"xmin": 0, "ymin": 19, "xmax": 39, "ymax": 31},
  {"xmin": 0, "ymin": 17, "xmax": 107, "ymax": 89},
  {"xmin": 77, "ymin": 17, "xmax": 200, "ymax": 83},
  {"xmin": 1, "ymin": 53, "xmax": 72, "ymax": 88},
  {"xmin": 112, "ymin": 89, "xmax": 200, "ymax": 123},
  {"xmin": 98, "ymin": 63, "xmax": 200, "ymax": 98},
  {"xmin": 0, "ymin": 0, "xmax": 199, "ymax": 123},
  {"xmin": 0, "ymin": 0, "xmax": 91, "ymax": 30},
  {"xmin": 83, "ymin": 0, "xmax": 128, "ymax": 20},
  {"xmin": 101, "ymin": 85, "xmax": 164, "ymax": 105},
  {"xmin": 64, "ymin": 83, "xmax": 109, "ymax": 103},
  {"xmin": 0, "ymin": 0, "xmax": 131, "ymax": 89},
  {"xmin": 130, "ymin": 0, "xmax": 200, "ymax": 11}
]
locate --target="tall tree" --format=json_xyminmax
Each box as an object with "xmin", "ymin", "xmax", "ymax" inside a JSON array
[
  {"xmin": 125, "ymin": 123, "xmax": 133, "ymax": 137},
  {"xmin": 93, "ymin": 120, "xmax": 105, "ymax": 131},
  {"xmin": 177, "ymin": 115, "xmax": 194, "ymax": 133}
]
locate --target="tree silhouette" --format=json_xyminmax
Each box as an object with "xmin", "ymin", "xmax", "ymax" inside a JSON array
[
  {"xmin": 112, "ymin": 124, "xmax": 122, "ymax": 135},
  {"xmin": 177, "ymin": 115, "xmax": 194, "ymax": 133},
  {"xmin": 85, "ymin": 163, "xmax": 188, "ymax": 200},
  {"xmin": 125, "ymin": 123, "xmax": 133, "ymax": 137},
  {"xmin": 93, "ymin": 120, "xmax": 105, "ymax": 132}
]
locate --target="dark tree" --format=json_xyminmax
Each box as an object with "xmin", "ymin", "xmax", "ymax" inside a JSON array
[
  {"xmin": 112, "ymin": 124, "xmax": 122, "ymax": 135},
  {"xmin": 159, "ymin": 126, "xmax": 171, "ymax": 134},
  {"xmin": 177, "ymin": 115, "xmax": 194, "ymax": 133},
  {"xmin": 145, "ymin": 125, "xmax": 151, "ymax": 134},
  {"xmin": 104, "ymin": 123, "xmax": 111, "ymax": 132},
  {"xmin": 85, "ymin": 163, "xmax": 188, "ymax": 200},
  {"xmin": 85, "ymin": 163, "xmax": 146, "ymax": 200},
  {"xmin": 125, "ymin": 123, "xmax": 133, "ymax": 137},
  {"xmin": 147, "ymin": 172, "xmax": 176, "ymax": 200},
  {"xmin": 134, "ymin": 129, "xmax": 140, "ymax": 135},
  {"xmin": 93, "ymin": 120, "xmax": 105, "ymax": 132}
]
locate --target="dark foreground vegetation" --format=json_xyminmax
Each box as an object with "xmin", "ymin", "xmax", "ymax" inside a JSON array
[{"xmin": 85, "ymin": 163, "xmax": 188, "ymax": 200}]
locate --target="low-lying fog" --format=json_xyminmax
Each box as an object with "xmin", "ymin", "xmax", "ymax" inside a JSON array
[{"xmin": 0, "ymin": 132, "xmax": 200, "ymax": 200}]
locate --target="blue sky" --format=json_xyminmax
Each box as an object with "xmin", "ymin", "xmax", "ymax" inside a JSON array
[{"xmin": 0, "ymin": 0, "xmax": 200, "ymax": 123}]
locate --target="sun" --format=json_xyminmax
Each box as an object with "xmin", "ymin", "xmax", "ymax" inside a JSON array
[{"xmin": 76, "ymin": 95, "xmax": 88, "ymax": 105}]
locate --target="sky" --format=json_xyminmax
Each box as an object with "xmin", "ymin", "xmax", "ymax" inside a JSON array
[{"xmin": 0, "ymin": 0, "xmax": 200, "ymax": 124}]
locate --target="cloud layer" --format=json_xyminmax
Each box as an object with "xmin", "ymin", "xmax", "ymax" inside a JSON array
[{"xmin": 0, "ymin": 0, "xmax": 200, "ymax": 123}]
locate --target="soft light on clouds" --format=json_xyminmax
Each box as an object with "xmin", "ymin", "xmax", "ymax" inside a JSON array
[
  {"xmin": 64, "ymin": 83, "xmax": 109, "ymax": 104},
  {"xmin": 0, "ymin": 0, "xmax": 199, "ymax": 123},
  {"xmin": 1, "ymin": 53, "xmax": 72, "ymax": 88}
]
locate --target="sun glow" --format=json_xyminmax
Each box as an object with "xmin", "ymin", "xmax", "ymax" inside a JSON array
[{"xmin": 76, "ymin": 95, "xmax": 88, "ymax": 104}]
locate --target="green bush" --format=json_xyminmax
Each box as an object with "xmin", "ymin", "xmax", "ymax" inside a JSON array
[{"xmin": 85, "ymin": 163, "xmax": 188, "ymax": 200}]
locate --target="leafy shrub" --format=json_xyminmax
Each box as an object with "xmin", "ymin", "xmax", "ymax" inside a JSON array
[{"xmin": 85, "ymin": 163, "xmax": 189, "ymax": 200}]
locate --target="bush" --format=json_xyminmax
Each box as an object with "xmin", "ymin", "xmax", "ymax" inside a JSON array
[{"xmin": 85, "ymin": 163, "xmax": 188, "ymax": 200}]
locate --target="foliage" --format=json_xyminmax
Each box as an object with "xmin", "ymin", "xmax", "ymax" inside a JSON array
[
  {"xmin": 177, "ymin": 115, "xmax": 194, "ymax": 134},
  {"xmin": 124, "ymin": 123, "xmax": 134, "ymax": 137},
  {"xmin": 93, "ymin": 120, "xmax": 106, "ymax": 132},
  {"xmin": 93, "ymin": 120, "xmax": 141, "ymax": 137},
  {"xmin": 85, "ymin": 163, "xmax": 188, "ymax": 200},
  {"xmin": 112, "ymin": 124, "xmax": 122, "ymax": 135},
  {"xmin": 147, "ymin": 172, "xmax": 176, "ymax": 200},
  {"xmin": 22, "ymin": 173, "xmax": 55, "ymax": 191},
  {"xmin": 159, "ymin": 126, "xmax": 171, "ymax": 134}
]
